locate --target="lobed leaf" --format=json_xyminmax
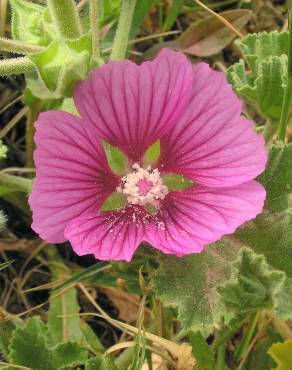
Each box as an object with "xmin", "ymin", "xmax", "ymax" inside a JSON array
[
  {"xmin": 216, "ymin": 248, "xmax": 286, "ymax": 316},
  {"xmin": 10, "ymin": 0, "xmax": 51, "ymax": 46}
]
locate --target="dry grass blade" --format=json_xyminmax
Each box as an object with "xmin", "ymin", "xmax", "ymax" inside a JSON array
[
  {"xmin": 0, "ymin": 94, "xmax": 23, "ymax": 115},
  {"xmin": 0, "ymin": 107, "xmax": 29, "ymax": 139},
  {"xmin": 0, "ymin": 361, "xmax": 31, "ymax": 370},
  {"xmin": 193, "ymin": 0, "xmax": 243, "ymax": 38},
  {"xmin": 0, "ymin": 0, "xmax": 8, "ymax": 37}
]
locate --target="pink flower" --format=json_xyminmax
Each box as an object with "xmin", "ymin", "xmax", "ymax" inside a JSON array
[{"xmin": 29, "ymin": 49, "xmax": 267, "ymax": 261}]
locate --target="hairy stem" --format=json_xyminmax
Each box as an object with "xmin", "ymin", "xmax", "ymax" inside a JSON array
[
  {"xmin": 278, "ymin": 11, "xmax": 292, "ymax": 141},
  {"xmin": 26, "ymin": 98, "xmax": 42, "ymax": 168},
  {"xmin": 0, "ymin": 57, "xmax": 36, "ymax": 76},
  {"xmin": 110, "ymin": 0, "xmax": 137, "ymax": 60},
  {"xmin": 47, "ymin": 0, "xmax": 82, "ymax": 39},
  {"xmin": 0, "ymin": 37, "xmax": 44, "ymax": 55},
  {"xmin": 89, "ymin": 0, "xmax": 104, "ymax": 66},
  {"xmin": 0, "ymin": 172, "xmax": 33, "ymax": 193}
]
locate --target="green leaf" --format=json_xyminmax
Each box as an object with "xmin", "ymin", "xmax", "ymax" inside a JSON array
[
  {"xmin": 228, "ymin": 56, "xmax": 287, "ymax": 121},
  {"xmin": 143, "ymin": 140, "xmax": 160, "ymax": 167},
  {"xmin": 235, "ymin": 31, "xmax": 289, "ymax": 71},
  {"xmin": 29, "ymin": 34, "xmax": 92, "ymax": 97},
  {"xmin": 10, "ymin": 0, "xmax": 51, "ymax": 46},
  {"xmin": 245, "ymin": 327, "xmax": 280, "ymax": 370},
  {"xmin": 173, "ymin": 9, "xmax": 252, "ymax": 57},
  {"xmin": 100, "ymin": 192, "xmax": 127, "ymax": 212},
  {"xmin": 216, "ymin": 248, "xmax": 286, "ymax": 316},
  {"xmin": 162, "ymin": 173, "xmax": 194, "ymax": 191},
  {"xmin": 46, "ymin": 246, "xmax": 104, "ymax": 353},
  {"xmin": 80, "ymin": 320, "xmax": 104, "ymax": 354},
  {"xmin": 9, "ymin": 317, "xmax": 52, "ymax": 370},
  {"xmin": 235, "ymin": 143, "xmax": 292, "ymax": 280},
  {"xmin": 162, "ymin": 0, "xmax": 184, "ymax": 32},
  {"xmin": 86, "ymin": 355, "xmax": 124, "ymax": 370},
  {"xmin": 0, "ymin": 315, "xmax": 22, "ymax": 359},
  {"xmin": 268, "ymin": 340, "xmax": 292, "ymax": 370},
  {"xmin": 151, "ymin": 239, "xmax": 238, "ymax": 335},
  {"xmin": 228, "ymin": 31, "xmax": 289, "ymax": 121},
  {"xmin": 52, "ymin": 261, "xmax": 108, "ymax": 293},
  {"xmin": 258, "ymin": 143, "xmax": 292, "ymax": 212},
  {"xmin": 7, "ymin": 317, "xmax": 88, "ymax": 370},
  {"xmin": 188, "ymin": 331, "xmax": 216, "ymax": 370},
  {"xmin": 103, "ymin": 141, "xmax": 129, "ymax": 176},
  {"xmin": 46, "ymin": 246, "xmax": 87, "ymax": 346},
  {"xmin": 85, "ymin": 356, "xmax": 103, "ymax": 369},
  {"xmin": 51, "ymin": 342, "xmax": 87, "ymax": 370}
]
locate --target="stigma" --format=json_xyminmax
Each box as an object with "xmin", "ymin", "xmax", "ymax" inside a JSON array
[{"xmin": 117, "ymin": 163, "xmax": 168, "ymax": 207}]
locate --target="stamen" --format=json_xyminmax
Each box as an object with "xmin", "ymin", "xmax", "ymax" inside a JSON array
[{"xmin": 117, "ymin": 163, "xmax": 168, "ymax": 208}]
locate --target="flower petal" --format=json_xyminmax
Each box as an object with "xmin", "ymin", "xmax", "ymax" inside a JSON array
[
  {"xmin": 29, "ymin": 110, "xmax": 117, "ymax": 243},
  {"xmin": 73, "ymin": 49, "xmax": 193, "ymax": 160},
  {"xmin": 145, "ymin": 181, "xmax": 266, "ymax": 256},
  {"xmin": 65, "ymin": 211, "xmax": 144, "ymax": 261},
  {"xmin": 159, "ymin": 63, "xmax": 267, "ymax": 187}
]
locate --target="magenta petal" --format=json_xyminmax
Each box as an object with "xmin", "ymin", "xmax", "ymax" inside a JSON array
[
  {"xmin": 145, "ymin": 181, "xmax": 266, "ymax": 256},
  {"xmin": 65, "ymin": 212, "xmax": 144, "ymax": 261},
  {"xmin": 29, "ymin": 111, "xmax": 117, "ymax": 243},
  {"xmin": 73, "ymin": 49, "xmax": 193, "ymax": 160},
  {"xmin": 159, "ymin": 63, "xmax": 267, "ymax": 187}
]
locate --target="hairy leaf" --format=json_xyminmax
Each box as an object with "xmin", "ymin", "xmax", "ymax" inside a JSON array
[
  {"xmin": 228, "ymin": 31, "xmax": 288, "ymax": 121},
  {"xmin": 216, "ymin": 248, "xmax": 286, "ymax": 316},
  {"xmin": 29, "ymin": 35, "xmax": 92, "ymax": 97},
  {"xmin": 151, "ymin": 239, "xmax": 238, "ymax": 335},
  {"xmin": 10, "ymin": 0, "xmax": 51, "ymax": 45},
  {"xmin": 7, "ymin": 317, "xmax": 88, "ymax": 370},
  {"xmin": 9, "ymin": 317, "xmax": 52, "ymax": 370}
]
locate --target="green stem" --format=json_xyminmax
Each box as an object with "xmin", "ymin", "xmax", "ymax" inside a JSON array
[
  {"xmin": 115, "ymin": 347, "xmax": 135, "ymax": 368},
  {"xmin": 235, "ymin": 312, "xmax": 259, "ymax": 362},
  {"xmin": 89, "ymin": 0, "xmax": 104, "ymax": 67},
  {"xmin": 0, "ymin": 172, "xmax": 33, "ymax": 193},
  {"xmin": 263, "ymin": 119, "xmax": 278, "ymax": 142},
  {"xmin": 110, "ymin": 0, "xmax": 137, "ymax": 60},
  {"xmin": 0, "ymin": 57, "xmax": 36, "ymax": 76},
  {"xmin": 26, "ymin": 98, "xmax": 42, "ymax": 168},
  {"xmin": 278, "ymin": 11, "xmax": 292, "ymax": 141},
  {"xmin": 47, "ymin": 0, "xmax": 82, "ymax": 40},
  {"xmin": 212, "ymin": 317, "xmax": 246, "ymax": 351},
  {"xmin": 216, "ymin": 344, "xmax": 225, "ymax": 370},
  {"xmin": 0, "ymin": 37, "xmax": 44, "ymax": 55}
]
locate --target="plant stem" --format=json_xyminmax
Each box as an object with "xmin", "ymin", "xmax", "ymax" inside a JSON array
[
  {"xmin": 110, "ymin": 0, "xmax": 137, "ymax": 60},
  {"xmin": 89, "ymin": 0, "xmax": 104, "ymax": 66},
  {"xmin": 278, "ymin": 11, "xmax": 292, "ymax": 141},
  {"xmin": 47, "ymin": 0, "xmax": 82, "ymax": 40},
  {"xmin": 216, "ymin": 343, "xmax": 225, "ymax": 370},
  {"xmin": 26, "ymin": 98, "xmax": 42, "ymax": 167},
  {"xmin": 235, "ymin": 312, "xmax": 259, "ymax": 362},
  {"xmin": 0, "ymin": 172, "xmax": 33, "ymax": 193},
  {"xmin": 0, "ymin": 37, "xmax": 44, "ymax": 55},
  {"xmin": 0, "ymin": 57, "xmax": 36, "ymax": 76},
  {"xmin": 263, "ymin": 119, "xmax": 278, "ymax": 142}
]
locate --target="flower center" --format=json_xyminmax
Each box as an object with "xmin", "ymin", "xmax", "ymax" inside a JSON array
[{"xmin": 117, "ymin": 163, "xmax": 168, "ymax": 207}]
